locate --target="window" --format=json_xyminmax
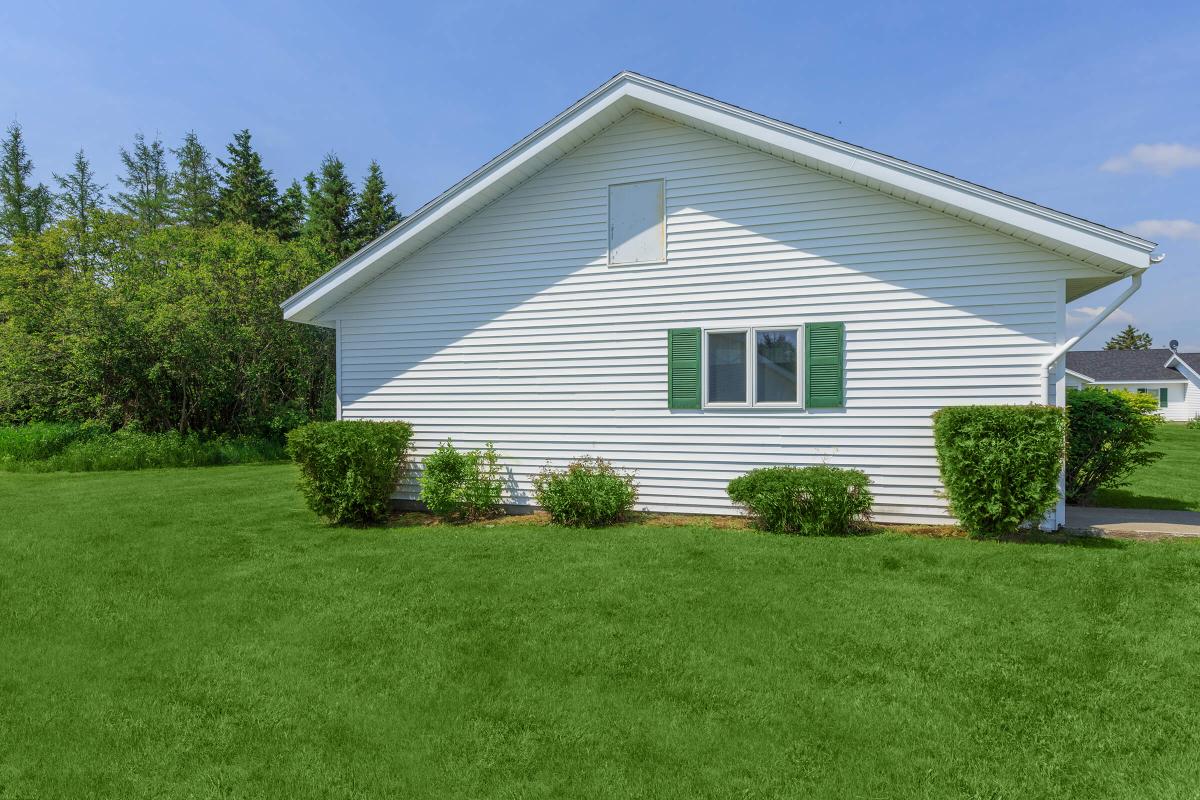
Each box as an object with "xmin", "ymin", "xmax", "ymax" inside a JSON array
[
  {"xmin": 666, "ymin": 324, "xmax": 844, "ymax": 411},
  {"xmin": 609, "ymin": 180, "xmax": 664, "ymax": 265},
  {"xmin": 1160, "ymin": 387, "xmax": 1169, "ymax": 408},
  {"xmin": 703, "ymin": 327, "xmax": 803, "ymax": 407}
]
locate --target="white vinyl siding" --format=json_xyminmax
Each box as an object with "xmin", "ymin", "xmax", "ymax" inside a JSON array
[{"xmin": 325, "ymin": 111, "xmax": 1102, "ymax": 525}]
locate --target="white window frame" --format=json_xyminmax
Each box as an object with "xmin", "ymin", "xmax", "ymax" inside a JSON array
[
  {"xmin": 702, "ymin": 325, "xmax": 805, "ymax": 409},
  {"xmin": 607, "ymin": 179, "xmax": 666, "ymax": 267}
]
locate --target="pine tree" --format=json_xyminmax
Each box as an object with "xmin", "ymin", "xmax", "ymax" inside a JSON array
[
  {"xmin": 353, "ymin": 160, "xmax": 400, "ymax": 248},
  {"xmin": 54, "ymin": 148, "xmax": 105, "ymax": 222},
  {"xmin": 306, "ymin": 154, "xmax": 358, "ymax": 259},
  {"xmin": 53, "ymin": 148, "xmax": 105, "ymax": 266},
  {"xmin": 0, "ymin": 121, "xmax": 54, "ymax": 240},
  {"xmin": 216, "ymin": 129, "xmax": 279, "ymax": 230},
  {"xmin": 1104, "ymin": 325, "xmax": 1153, "ymax": 351},
  {"xmin": 111, "ymin": 133, "xmax": 171, "ymax": 228},
  {"xmin": 277, "ymin": 179, "xmax": 307, "ymax": 240},
  {"xmin": 170, "ymin": 131, "xmax": 218, "ymax": 226}
]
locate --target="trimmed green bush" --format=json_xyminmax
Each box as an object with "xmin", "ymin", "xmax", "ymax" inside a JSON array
[
  {"xmin": 726, "ymin": 465, "xmax": 872, "ymax": 535},
  {"xmin": 286, "ymin": 421, "xmax": 413, "ymax": 524},
  {"xmin": 931, "ymin": 404, "xmax": 1065, "ymax": 537},
  {"xmin": 418, "ymin": 440, "xmax": 504, "ymax": 522},
  {"xmin": 532, "ymin": 456, "xmax": 638, "ymax": 527},
  {"xmin": 1066, "ymin": 388, "xmax": 1164, "ymax": 504}
]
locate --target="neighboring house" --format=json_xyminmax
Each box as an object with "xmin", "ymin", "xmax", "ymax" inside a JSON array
[
  {"xmin": 283, "ymin": 72, "xmax": 1157, "ymax": 527},
  {"xmin": 1066, "ymin": 348, "xmax": 1200, "ymax": 422}
]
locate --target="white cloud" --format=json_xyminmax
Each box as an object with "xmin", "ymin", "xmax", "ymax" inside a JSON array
[
  {"xmin": 1100, "ymin": 143, "xmax": 1200, "ymax": 176},
  {"xmin": 1067, "ymin": 305, "xmax": 1134, "ymax": 333},
  {"xmin": 1123, "ymin": 219, "xmax": 1200, "ymax": 241}
]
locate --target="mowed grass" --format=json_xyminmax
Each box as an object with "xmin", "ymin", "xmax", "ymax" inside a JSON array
[
  {"xmin": 2, "ymin": 466, "xmax": 1200, "ymax": 799},
  {"xmin": 1094, "ymin": 422, "xmax": 1200, "ymax": 511}
]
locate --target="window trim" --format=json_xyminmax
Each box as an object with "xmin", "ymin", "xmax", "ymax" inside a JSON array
[
  {"xmin": 702, "ymin": 325, "xmax": 805, "ymax": 409},
  {"xmin": 607, "ymin": 179, "xmax": 666, "ymax": 267}
]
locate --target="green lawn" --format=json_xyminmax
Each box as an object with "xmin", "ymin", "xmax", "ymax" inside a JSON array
[
  {"xmin": 1094, "ymin": 422, "xmax": 1200, "ymax": 511},
  {"xmin": 3, "ymin": 466, "xmax": 1199, "ymax": 799}
]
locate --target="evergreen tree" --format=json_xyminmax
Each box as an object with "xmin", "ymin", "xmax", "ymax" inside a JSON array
[
  {"xmin": 1104, "ymin": 325, "xmax": 1153, "ymax": 351},
  {"xmin": 216, "ymin": 129, "xmax": 279, "ymax": 230},
  {"xmin": 353, "ymin": 160, "xmax": 400, "ymax": 248},
  {"xmin": 111, "ymin": 133, "xmax": 171, "ymax": 228},
  {"xmin": 277, "ymin": 179, "xmax": 307, "ymax": 240},
  {"xmin": 54, "ymin": 148, "xmax": 105, "ymax": 222},
  {"xmin": 53, "ymin": 148, "xmax": 105, "ymax": 266},
  {"xmin": 0, "ymin": 121, "xmax": 54, "ymax": 240},
  {"xmin": 306, "ymin": 154, "xmax": 358, "ymax": 259},
  {"xmin": 170, "ymin": 131, "xmax": 218, "ymax": 226}
]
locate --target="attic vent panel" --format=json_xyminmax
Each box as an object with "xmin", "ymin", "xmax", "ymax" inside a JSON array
[{"xmin": 609, "ymin": 180, "xmax": 665, "ymax": 265}]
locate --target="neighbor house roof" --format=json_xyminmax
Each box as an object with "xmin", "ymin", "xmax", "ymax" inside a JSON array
[
  {"xmin": 1066, "ymin": 349, "xmax": 1200, "ymax": 382},
  {"xmin": 282, "ymin": 71, "xmax": 1158, "ymax": 327}
]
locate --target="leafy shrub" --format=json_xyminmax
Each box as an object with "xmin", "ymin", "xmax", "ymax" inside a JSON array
[
  {"xmin": 1188, "ymin": 417, "xmax": 1200, "ymax": 430},
  {"xmin": 418, "ymin": 440, "xmax": 504, "ymax": 522},
  {"xmin": 726, "ymin": 465, "xmax": 872, "ymax": 535},
  {"xmin": 532, "ymin": 456, "xmax": 638, "ymax": 527},
  {"xmin": 286, "ymin": 421, "xmax": 413, "ymax": 524},
  {"xmin": 1066, "ymin": 388, "xmax": 1164, "ymax": 504},
  {"xmin": 931, "ymin": 404, "xmax": 1065, "ymax": 537},
  {"xmin": 0, "ymin": 422, "xmax": 99, "ymax": 465},
  {"xmin": 0, "ymin": 424, "xmax": 285, "ymax": 472}
]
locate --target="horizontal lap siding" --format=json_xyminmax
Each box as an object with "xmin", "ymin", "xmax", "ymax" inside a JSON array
[{"xmin": 330, "ymin": 112, "xmax": 1087, "ymax": 524}]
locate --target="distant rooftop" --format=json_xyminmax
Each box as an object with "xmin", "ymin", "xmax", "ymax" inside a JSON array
[{"xmin": 1066, "ymin": 349, "xmax": 1199, "ymax": 382}]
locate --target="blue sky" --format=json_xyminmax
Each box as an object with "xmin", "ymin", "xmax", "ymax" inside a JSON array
[{"xmin": 3, "ymin": 0, "xmax": 1197, "ymax": 348}]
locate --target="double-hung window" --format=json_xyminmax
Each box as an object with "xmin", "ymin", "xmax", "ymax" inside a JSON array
[{"xmin": 704, "ymin": 328, "xmax": 801, "ymax": 407}]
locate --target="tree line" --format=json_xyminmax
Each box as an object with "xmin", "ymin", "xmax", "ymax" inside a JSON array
[{"xmin": 0, "ymin": 122, "xmax": 405, "ymax": 437}]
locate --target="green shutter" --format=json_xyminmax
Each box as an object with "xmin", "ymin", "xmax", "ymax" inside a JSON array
[
  {"xmin": 667, "ymin": 328, "xmax": 701, "ymax": 409},
  {"xmin": 805, "ymin": 322, "xmax": 845, "ymax": 408},
  {"xmin": 1160, "ymin": 387, "xmax": 1169, "ymax": 408}
]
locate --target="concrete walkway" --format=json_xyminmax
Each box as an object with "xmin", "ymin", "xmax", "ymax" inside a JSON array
[{"xmin": 1066, "ymin": 506, "xmax": 1200, "ymax": 538}]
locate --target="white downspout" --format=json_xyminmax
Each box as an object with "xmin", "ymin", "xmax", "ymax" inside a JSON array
[{"xmin": 1040, "ymin": 271, "xmax": 1143, "ymax": 401}]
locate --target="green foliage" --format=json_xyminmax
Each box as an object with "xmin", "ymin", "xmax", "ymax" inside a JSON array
[
  {"xmin": 1066, "ymin": 388, "xmax": 1164, "ymax": 504},
  {"xmin": 418, "ymin": 440, "xmax": 504, "ymax": 522},
  {"xmin": 170, "ymin": 131, "xmax": 218, "ymax": 227},
  {"xmin": 286, "ymin": 420, "xmax": 413, "ymax": 524},
  {"xmin": 1104, "ymin": 324, "xmax": 1153, "ymax": 351},
  {"xmin": 726, "ymin": 465, "xmax": 873, "ymax": 535},
  {"xmin": 305, "ymin": 154, "xmax": 358, "ymax": 259},
  {"xmin": 0, "ymin": 421, "xmax": 99, "ymax": 465},
  {"xmin": 0, "ymin": 121, "xmax": 53, "ymax": 240},
  {"xmin": 0, "ymin": 215, "xmax": 336, "ymax": 434},
  {"xmin": 1188, "ymin": 417, "xmax": 1200, "ymax": 431},
  {"xmin": 111, "ymin": 133, "xmax": 171, "ymax": 229},
  {"xmin": 0, "ymin": 423, "xmax": 283, "ymax": 471},
  {"xmin": 277, "ymin": 179, "xmax": 307, "ymax": 240},
  {"xmin": 532, "ymin": 456, "xmax": 638, "ymax": 527},
  {"xmin": 931, "ymin": 405, "xmax": 1065, "ymax": 537},
  {"xmin": 217, "ymin": 129, "xmax": 280, "ymax": 231},
  {"xmin": 353, "ymin": 160, "xmax": 400, "ymax": 248}
]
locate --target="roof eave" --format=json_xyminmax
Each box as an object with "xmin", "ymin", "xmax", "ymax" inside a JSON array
[{"xmin": 282, "ymin": 71, "xmax": 1157, "ymax": 325}]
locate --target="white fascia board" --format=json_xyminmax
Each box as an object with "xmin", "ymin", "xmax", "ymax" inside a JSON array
[
  {"xmin": 282, "ymin": 76, "xmax": 633, "ymax": 324},
  {"xmin": 1165, "ymin": 355, "xmax": 1200, "ymax": 384},
  {"xmin": 620, "ymin": 78, "xmax": 1154, "ymax": 271},
  {"xmin": 282, "ymin": 71, "xmax": 1157, "ymax": 326}
]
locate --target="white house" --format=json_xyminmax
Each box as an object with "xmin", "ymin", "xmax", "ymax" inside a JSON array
[
  {"xmin": 282, "ymin": 72, "xmax": 1157, "ymax": 527},
  {"xmin": 1066, "ymin": 348, "xmax": 1200, "ymax": 422}
]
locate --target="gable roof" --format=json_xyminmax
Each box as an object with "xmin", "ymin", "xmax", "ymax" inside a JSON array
[
  {"xmin": 282, "ymin": 72, "xmax": 1157, "ymax": 326},
  {"xmin": 1066, "ymin": 349, "xmax": 1199, "ymax": 382}
]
